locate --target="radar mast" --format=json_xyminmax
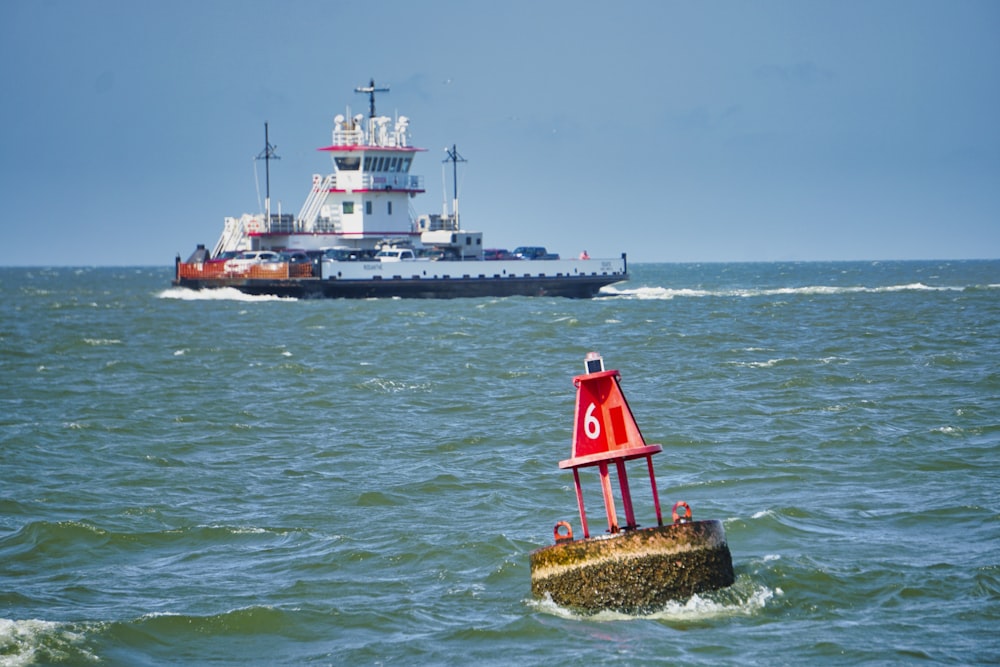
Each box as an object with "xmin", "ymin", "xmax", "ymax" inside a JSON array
[
  {"xmin": 355, "ymin": 78, "xmax": 389, "ymax": 119},
  {"xmin": 442, "ymin": 144, "xmax": 466, "ymax": 224},
  {"xmin": 256, "ymin": 122, "xmax": 280, "ymax": 221}
]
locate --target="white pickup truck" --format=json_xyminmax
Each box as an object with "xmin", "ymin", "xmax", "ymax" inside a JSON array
[
  {"xmin": 223, "ymin": 250, "xmax": 281, "ymax": 273},
  {"xmin": 375, "ymin": 248, "xmax": 424, "ymax": 262}
]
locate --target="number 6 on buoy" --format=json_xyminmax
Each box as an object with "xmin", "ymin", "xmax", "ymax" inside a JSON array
[{"xmin": 584, "ymin": 402, "xmax": 601, "ymax": 439}]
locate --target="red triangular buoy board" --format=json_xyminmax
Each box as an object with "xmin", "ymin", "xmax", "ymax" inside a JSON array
[
  {"xmin": 568, "ymin": 369, "xmax": 647, "ymax": 461},
  {"xmin": 558, "ymin": 354, "xmax": 664, "ymax": 537}
]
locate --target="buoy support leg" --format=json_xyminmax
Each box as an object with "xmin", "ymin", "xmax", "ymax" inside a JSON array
[
  {"xmin": 572, "ymin": 469, "xmax": 591, "ymax": 539},
  {"xmin": 598, "ymin": 461, "xmax": 620, "ymax": 533},
  {"xmin": 615, "ymin": 458, "xmax": 638, "ymax": 529},
  {"xmin": 646, "ymin": 455, "xmax": 663, "ymax": 526}
]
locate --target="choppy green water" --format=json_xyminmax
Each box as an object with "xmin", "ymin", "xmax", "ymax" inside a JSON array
[{"xmin": 2, "ymin": 261, "xmax": 998, "ymax": 665}]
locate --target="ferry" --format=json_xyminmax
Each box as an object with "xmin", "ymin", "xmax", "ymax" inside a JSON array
[{"xmin": 173, "ymin": 80, "xmax": 629, "ymax": 299}]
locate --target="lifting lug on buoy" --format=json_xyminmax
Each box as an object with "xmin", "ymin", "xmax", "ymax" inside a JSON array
[
  {"xmin": 553, "ymin": 521, "xmax": 574, "ymax": 544},
  {"xmin": 672, "ymin": 501, "xmax": 692, "ymax": 524}
]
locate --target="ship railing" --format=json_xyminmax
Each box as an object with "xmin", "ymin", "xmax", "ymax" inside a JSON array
[
  {"xmin": 265, "ymin": 215, "xmax": 296, "ymax": 233},
  {"xmin": 363, "ymin": 174, "xmax": 424, "ymax": 191},
  {"xmin": 332, "ymin": 128, "xmax": 364, "ymax": 146},
  {"xmin": 314, "ymin": 216, "xmax": 341, "ymax": 233},
  {"xmin": 212, "ymin": 218, "xmax": 238, "ymax": 258},
  {"xmin": 212, "ymin": 214, "xmax": 258, "ymax": 258},
  {"xmin": 297, "ymin": 174, "xmax": 337, "ymax": 229}
]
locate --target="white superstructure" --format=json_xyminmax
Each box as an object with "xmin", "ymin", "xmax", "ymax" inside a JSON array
[{"xmin": 213, "ymin": 80, "xmax": 450, "ymax": 259}]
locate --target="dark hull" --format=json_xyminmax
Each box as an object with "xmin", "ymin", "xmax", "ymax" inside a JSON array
[{"xmin": 172, "ymin": 273, "xmax": 627, "ymax": 299}]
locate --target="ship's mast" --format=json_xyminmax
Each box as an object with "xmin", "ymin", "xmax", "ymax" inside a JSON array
[
  {"xmin": 443, "ymin": 144, "xmax": 466, "ymax": 224},
  {"xmin": 355, "ymin": 78, "xmax": 389, "ymax": 119},
  {"xmin": 256, "ymin": 122, "xmax": 280, "ymax": 222}
]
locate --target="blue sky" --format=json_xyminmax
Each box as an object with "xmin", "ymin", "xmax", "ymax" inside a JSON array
[{"xmin": 2, "ymin": 0, "xmax": 998, "ymax": 266}]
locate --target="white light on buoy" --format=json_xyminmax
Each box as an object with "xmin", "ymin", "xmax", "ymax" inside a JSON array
[{"xmin": 584, "ymin": 351, "xmax": 604, "ymax": 374}]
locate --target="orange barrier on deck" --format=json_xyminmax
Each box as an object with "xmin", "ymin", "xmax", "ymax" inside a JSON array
[
  {"xmin": 177, "ymin": 262, "xmax": 313, "ymax": 280},
  {"xmin": 246, "ymin": 264, "xmax": 290, "ymax": 279},
  {"xmin": 177, "ymin": 262, "xmax": 227, "ymax": 279}
]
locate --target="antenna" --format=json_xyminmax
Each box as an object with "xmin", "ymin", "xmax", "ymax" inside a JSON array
[
  {"xmin": 442, "ymin": 144, "xmax": 466, "ymax": 222},
  {"xmin": 256, "ymin": 122, "xmax": 280, "ymax": 221},
  {"xmin": 355, "ymin": 78, "xmax": 389, "ymax": 119}
]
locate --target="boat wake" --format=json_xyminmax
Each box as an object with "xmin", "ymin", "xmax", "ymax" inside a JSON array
[
  {"xmin": 601, "ymin": 282, "xmax": 978, "ymax": 300},
  {"xmin": 600, "ymin": 285, "xmax": 715, "ymax": 300},
  {"xmin": 157, "ymin": 287, "xmax": 296, "ymax": 302}
]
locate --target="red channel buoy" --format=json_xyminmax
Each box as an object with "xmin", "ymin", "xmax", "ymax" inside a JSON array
[{"xmin": 529, "ymin": 352, "xmax": 735, "ymax": 614}]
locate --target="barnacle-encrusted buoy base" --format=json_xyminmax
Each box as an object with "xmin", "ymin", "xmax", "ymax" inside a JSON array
[{"xmin": 529, "ymin": 520, "xmax": 734, "ymax": 614}]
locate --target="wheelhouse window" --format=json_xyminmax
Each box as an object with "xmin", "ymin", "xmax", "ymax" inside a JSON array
[{"xmin": 335, "ymin": 156, "xmax": 360, "ymax": 170}]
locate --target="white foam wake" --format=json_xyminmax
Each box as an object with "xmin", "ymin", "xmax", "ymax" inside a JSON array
[
  {"xmin": 529, "ymin": 575, "xmax": 775, "ymax": 621},
  {"xmin": 601, "ymin": 282, "xmax": 968, "ymax": 300},
  {"xmin": 157, "ymin": 287, "xmax": 296, "ymax": 302}
]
